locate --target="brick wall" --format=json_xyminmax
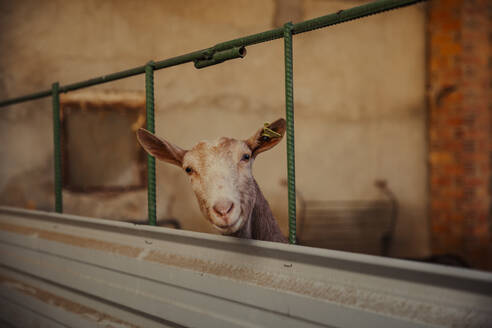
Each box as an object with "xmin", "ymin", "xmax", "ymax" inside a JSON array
[{"xmin": 428, "ymin": 0, "xmax": 491, "ymax": 270}]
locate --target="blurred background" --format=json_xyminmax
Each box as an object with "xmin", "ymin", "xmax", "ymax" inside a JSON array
[{"xmin": 0, "ymin": 0, "xmax": 490, "ymax": 271}]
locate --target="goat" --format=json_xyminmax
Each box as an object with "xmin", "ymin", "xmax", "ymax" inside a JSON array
[{"xmin": 136, "ymin": 119, "xmax": 288, "ymax": 243}]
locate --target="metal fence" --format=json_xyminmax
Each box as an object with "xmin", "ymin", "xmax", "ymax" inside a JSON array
[{"xmin": 0, "ymin": 0, "xmax": 426, "ymax": 244}]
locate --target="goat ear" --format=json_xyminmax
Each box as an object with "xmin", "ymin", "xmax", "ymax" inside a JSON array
[
  {"xmin": 246, "ymin": 118, "xmax": 286, "ymax": 158},
  {"xmin": 136, "ymin": 128, "xmax": 186, "ymax": 167}
]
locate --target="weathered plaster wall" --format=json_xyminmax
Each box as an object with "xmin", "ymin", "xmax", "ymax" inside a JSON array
[{"xmin": 0, "ymin": 0, "xmax": 428, "ymax": 257}]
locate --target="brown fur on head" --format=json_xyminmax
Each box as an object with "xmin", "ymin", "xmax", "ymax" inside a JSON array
[{"xmin": 136, "ymin": 119, "xmax": 286, "ymax": 235}]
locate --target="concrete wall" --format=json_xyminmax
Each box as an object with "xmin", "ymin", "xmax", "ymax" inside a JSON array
[{"xmin": 0, "ymin": 1, "xmax": 428, "ymax": 257}]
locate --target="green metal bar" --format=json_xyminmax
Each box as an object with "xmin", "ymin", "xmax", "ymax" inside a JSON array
[
  {"xmin": 284, "ymin": 23, "xmax": 296, "ymax": 244},
  {"xmin": 145, "ymin": 62, "xmax": 157, "ymax": 226},
  {"xmin": 61, "ymin": 65, "xmax": 146, "ymax": 93},
  {"xmin": 60, "ymin": 49, "xmax": 208, "ymax": 92},
  {"xmin": 0, "ymin": 0, "xmax": 426, "ymax": 109},
  {"xmin": 213, "ymin": 28, "xmax": 283, "ymax": 52},
  {"xmin": 0, "ymin": 89, "xmax": 52, "ymax": 107},
  {"xmin": 213, "ymin": 0, "xmax": 424, "ymax": 50},
  {"xmin": 0, "ymin": 51, "xmax": 206, "ymax": 108},
  {"xmin": 153, "ymin": 49, "xmax": 210, "ymax": 70},
  {"xmin": 51, "ymin": 82, "xmax": 63, "ymax": 213},
  {"xmin": 293, "ymin": 0, "xmax": 425, "ymax": 34}
]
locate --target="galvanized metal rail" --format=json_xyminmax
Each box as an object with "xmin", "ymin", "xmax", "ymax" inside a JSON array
[
  {"xmin": 0, "ymin": 206, "xmax": 491, "ymax": 327},
  {"xmin": 0, "ymin": 0, "xmax": 426, "ymax": 243}
]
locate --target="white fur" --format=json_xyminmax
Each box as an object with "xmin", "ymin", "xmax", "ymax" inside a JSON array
[{"xmin": 182, "ymin": 138, "xmax": 254, "ymax": 234}]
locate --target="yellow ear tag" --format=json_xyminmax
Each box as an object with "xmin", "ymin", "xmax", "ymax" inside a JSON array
[{"xmin": 261, "ymin": 122, "xmax": 282, "ymax": 139}]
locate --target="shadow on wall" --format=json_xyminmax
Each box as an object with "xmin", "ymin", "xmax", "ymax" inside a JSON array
[{"xmin": 282, "ymin": 178, "xmax": 397, "ymax": 256}]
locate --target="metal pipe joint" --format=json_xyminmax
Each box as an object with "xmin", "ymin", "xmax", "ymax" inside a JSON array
[{"xmin": 194, "ymin": 46, "xmax": 247, "ymax": 69}]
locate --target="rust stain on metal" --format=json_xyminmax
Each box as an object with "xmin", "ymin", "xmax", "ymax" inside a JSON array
[
  {"xmin": 0, "ymin": 222, "xmax": 143, "ymax": 258},
  {"xmin": 144, "ymin": 250, "xmax": 474, "ymax": 327},
  {"xmin": 145, "ymin": 249, "xmax": 354, "ymax": 300},
  {"xmin": 0, "ymin": 219, "xmax": 483, "ymax": 326},
  {"xmin": 0, "ymin": 274, "xmax": 141, "ymax": 328}
]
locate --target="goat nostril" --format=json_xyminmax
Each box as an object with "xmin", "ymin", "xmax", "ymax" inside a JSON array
[{"xmin": 213, "ymin": 200, "xmax": 234, "ymax": 217}]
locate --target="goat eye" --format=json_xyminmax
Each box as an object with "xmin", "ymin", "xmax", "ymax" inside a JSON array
[
  {"xmin": 185, "ymin": 167, "xmax": 193, "ymax": 174},
  {"xmin": 241, "ymin": 154, "xmax": 251, "ymax": 162}
]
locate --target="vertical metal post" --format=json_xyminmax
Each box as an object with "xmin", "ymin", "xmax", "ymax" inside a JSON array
[
  {"xmin": 145, "ymin": 61, "xmax": 157, "ymax": 226},
  {"xmin": 51, "ymin": 82, "xmax": 63, "ymax": 213},
  {"xmin": 284, "ymin": 22, "xmax": 296, "ymax": 244}
]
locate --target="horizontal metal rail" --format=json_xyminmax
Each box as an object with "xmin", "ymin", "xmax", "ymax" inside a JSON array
[
  {"xmin": 1, "ymin": 206, "xmax": 491, "ymax": 327},
  {"xmin": 0, "ymin": 0, "xmax": 424, "ymax": 108}
]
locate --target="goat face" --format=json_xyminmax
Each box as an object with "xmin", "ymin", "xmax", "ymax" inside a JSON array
[
  {"xmin": 136, "ymin": 119, "xmax": 286, "ymax": 235},
  {"xmin": 181, "ymin": 138, "xmax": 256, "ymax": 233}
]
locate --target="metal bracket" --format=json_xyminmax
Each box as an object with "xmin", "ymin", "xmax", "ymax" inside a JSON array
[{"xmin": 194, "ymin": 46, "xmax": 247, "ymax": 69}]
